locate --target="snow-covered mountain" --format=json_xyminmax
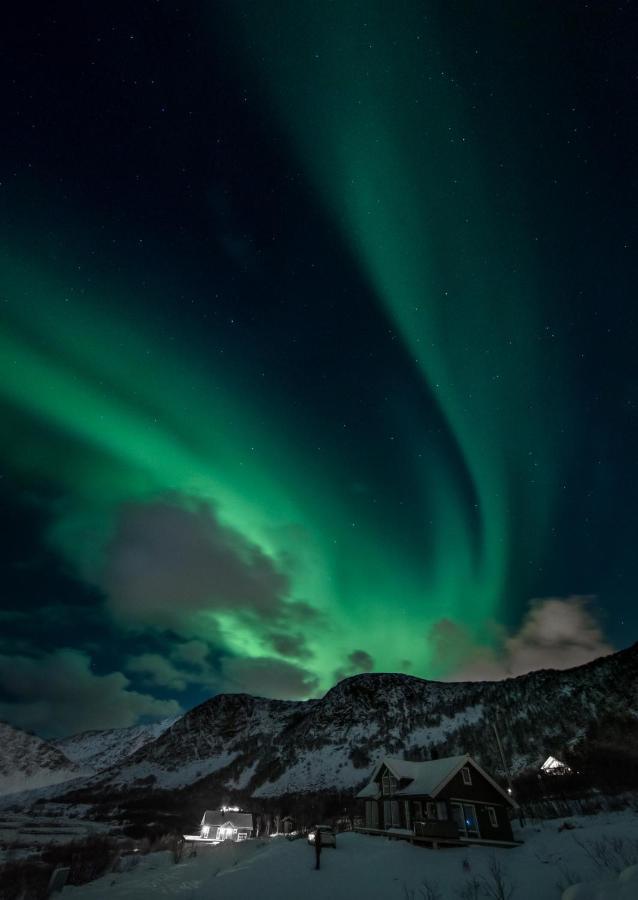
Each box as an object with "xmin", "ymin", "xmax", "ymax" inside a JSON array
[
  {"xmin": 0, "ymin": 722, "xmax": 86, "ymax": 797},
  {"xmin": 53, "ymin": 716, "xmax": 178, "ymax": 773},
  {"xmin": 66, "ymin": 641, "xmax": 638, "ymax": 802}
]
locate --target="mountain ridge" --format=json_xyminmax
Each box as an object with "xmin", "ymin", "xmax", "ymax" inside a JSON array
[
  {"xmin": 2, "ymin": 643, "xmax": 636, "ymax": 803},
  {"xmin": 56, "ymin": 641, "xmax": 638, "ymax": 803}
]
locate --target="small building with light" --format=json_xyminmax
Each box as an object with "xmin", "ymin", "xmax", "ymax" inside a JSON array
[
  {"xmin": 540, "ymin": 755, "xmax": 572, "ymax": 775},
  {"xmin": 199, "ymin": 809, "xmax": 254, "ymax": 842}
]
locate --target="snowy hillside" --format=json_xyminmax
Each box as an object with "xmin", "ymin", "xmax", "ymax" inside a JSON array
[
  {"xmin": 54, "ymin": 717, "xmax": 178, "ymax": 772},
  {"xmin": 88, "ymin": 694, "xmax": 309, "ymax": 791},
  {"xmin": 0, "ymin": 722, "xmax": 86, "ymax": 797},
  {"xmin": 63, "ymin": 642, "xmax": 638, "ymax": 802}
]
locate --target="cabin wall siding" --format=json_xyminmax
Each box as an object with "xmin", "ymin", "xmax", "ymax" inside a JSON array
[
  {"xmin": 359, "ymin": 759, "xmax": 516, "ymax": 843},
  {"xmin": 438, "ymin": 766, "xmax": 514, "ymax": 841},
  {"xmin": 440, "ymin": 767, "xmax": 507, "ymax": 804}
]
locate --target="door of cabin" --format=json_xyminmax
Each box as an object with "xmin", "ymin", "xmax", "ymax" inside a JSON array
[{"xmin": 450, "ymin": 801, "xmax": 480, "ymax": 839}]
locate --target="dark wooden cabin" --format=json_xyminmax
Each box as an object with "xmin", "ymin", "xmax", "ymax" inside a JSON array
[{"xmin": 357, "ymin": 754, "xmax": 518, "ymax": 846}]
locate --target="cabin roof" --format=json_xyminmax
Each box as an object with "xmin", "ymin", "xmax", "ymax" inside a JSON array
[
  {"xmin": 357, "ymin": 754, "xmax": 516, "ymax": 807},
  {"xmin": 540, "ymin": 755, "xmax": 571, "ymax": 772},
  {"xmin": 201, "ymin": 811, "xmax": 253, "ymax": 828}
]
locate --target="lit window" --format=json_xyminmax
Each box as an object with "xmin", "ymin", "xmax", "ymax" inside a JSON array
[
  {"xmin": 487, "ymin": 807, "xmax": 498, "ymax": 828},
  {"xmin": 462, "ymin": 766, "xmax": 472, "ymax": 785}
]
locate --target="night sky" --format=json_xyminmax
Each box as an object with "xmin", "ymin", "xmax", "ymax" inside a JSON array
[{"xmin": 1, "ymin": 1, "xmax": 637, "ymax": 737}]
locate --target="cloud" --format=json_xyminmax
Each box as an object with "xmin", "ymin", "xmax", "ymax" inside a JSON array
[
  {"xmin": 266, "ymin": 631, "xmax": 313, "ymax": 659},
  {"xmin": 126, "ymin": 640, "xmax": 217, "ymax": 691},
  {"xmin": 219, "ymin": 656, "xmax": 320, "ymax": 699},
  {"xmin": 349, "ymin": 650, "xmax": 374, "ymax": 670},
  {"xmin": 430, "ymin": 596, "xmax": 615, "ymax": 681},
  {"xmin": 0, "ymin": 649, "xmax": 182, "ymax": 738},
  {"xmin": 333, "ymin": 648, "xmax": 375, "ymax": 683},
  {"xmin": 171, "ymin": 639, "xmax": 211, "ymax": 667},
  {"xmin": 125, "ymin": 653, "xmax": 192, "ymax": 692},
  {"xmin": 104, "ymin": 499, "xmax": 292, "ymax": 629}
]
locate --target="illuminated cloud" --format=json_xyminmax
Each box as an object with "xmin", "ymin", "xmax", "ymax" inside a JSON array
[
  {"xmin": 430, "ymin": 596, "xmax": 615, "ymax": 681},
  {"xmin": 219, "ymin": 656, "xmax": 320, "ymax": 699},
  {"xmin": 104, "ymin": 499, "xmax": 290, "ymax": 626}
]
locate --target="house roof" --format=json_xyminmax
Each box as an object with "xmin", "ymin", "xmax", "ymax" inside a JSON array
[
  {"xmin": 356, "ymin": 780, "xmax": 381, "ymax": 799},
  {"xmin": 389, "ymin": 755, "xmax": 470, "ymax": 796},
  {"xmin": 356, "ymin": 755, "xmax": 516, "ymax": 807},
  {"xmin": 540, "ymin": 755, "xmax": 571, "ymax": 773},
  {"xmin": 201, "ymin": 811, "xmax": 253, "ymax": 828}
]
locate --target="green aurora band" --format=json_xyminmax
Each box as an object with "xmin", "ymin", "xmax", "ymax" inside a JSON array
[
  {"xmin": 0, "ymin": 3, "xmax": 569, "ymax": 694},
  {"xmin": 223, "ymin": 1, "xmax": 567, "ymax": 646}
]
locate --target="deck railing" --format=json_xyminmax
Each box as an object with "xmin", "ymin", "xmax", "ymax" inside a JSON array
[{"xmin": 413, "ymin": 819, "xmax": 460, "ymax": 840}]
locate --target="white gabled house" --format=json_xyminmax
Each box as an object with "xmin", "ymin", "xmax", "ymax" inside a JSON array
[{"xmin": 199, "ymin": 810, "xmax": 254, "ymax": 842}]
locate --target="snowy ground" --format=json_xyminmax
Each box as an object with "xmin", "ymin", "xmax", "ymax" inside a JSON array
[
  {"xmin": 61, "ymin": 810, "xmax": 638, "ymax": 900},
  {"xmin": 0, "ymin": 807, "xmax": 109, "ymax": 864}
]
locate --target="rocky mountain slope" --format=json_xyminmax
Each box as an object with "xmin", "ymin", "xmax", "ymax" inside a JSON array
[
  {"xmin": 67, "ymin": 641, "xmax": 638, "ymax": 802},
  {"xmin": 0, "ymin": 722, "xmax": 86, "ymax": 797},
  {"xmin": 53, "ymin": 717, "xmax": 178, "ymax": 773}
]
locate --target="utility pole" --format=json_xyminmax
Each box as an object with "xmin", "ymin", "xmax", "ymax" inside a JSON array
[{"xmin": 492, "ymin": 712, "xmax": 525, "ymax": 828}]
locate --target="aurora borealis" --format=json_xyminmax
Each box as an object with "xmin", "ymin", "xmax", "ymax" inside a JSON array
[{"xmin": 1, "ymin": 1, "xmax": 636, "ymax": 735}]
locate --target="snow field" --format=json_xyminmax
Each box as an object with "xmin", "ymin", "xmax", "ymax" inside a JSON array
[{"xmin": 62, "ymin": 809, "xmax": 638, "ymax": 900}]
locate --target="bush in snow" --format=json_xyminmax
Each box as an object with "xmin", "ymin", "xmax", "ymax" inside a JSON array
[
  {"xmin": 573, "ymin": 835, "xmax": 638, "ymax": 876},
  {"xmin": 455, "ymin": 876, "xmax": 483, "ymax": 899},
  {"xmin": 402, "ymin": 879, "xmax": 442, "ymax": 900},
  {"xmin": 554, "ymin": 862, "xmax": 585, "ymax": 896},
  {"xmin": 479, "ymin": 855, "xmax": 516, "ymax": 900}
]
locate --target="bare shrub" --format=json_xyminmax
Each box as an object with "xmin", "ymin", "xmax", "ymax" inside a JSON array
[
  {"xmin": 171, "ymin": 835, "xmax": 185, "ymax": 864},
  {"xmin": 480, "ymin": 855, "xmax": 516, "ymax": 900},
  {"xmin": 554, "ymin": 862, "xmax": 584, "ymax": 895},
  {"xmin": 456, "ymin": 876, "xmax": 482, "ymax": 899},
  {"xmin": 0, "ymin": 836, "xmax": 119, "ymax": 900},
  {"xmin": 402, "ymin": 881, "xmax": 442, "ymax": 900},
  {"xmin": 150, "ymin": 831, "xmax": 185, "ymax": 860},
  {"xmin": 418, "ymin": 881, "xmax": 442, "ymax": 900},
  {"xmin": 0, "ymin": 860, "xmax": 51, "ymax": 900},
  {"xmin": 574, "ymin": 834, "xmax": 638, "ymax": 875}
]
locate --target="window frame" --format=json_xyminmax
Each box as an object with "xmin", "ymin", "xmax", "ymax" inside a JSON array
[
  {"xmin": 381, "ymin": 770, "xmax": 398, "ymax": 795},
  {"xmin": 487, "ymin": 806, "xmax": 498, "ymax": 828},
  {"xmin": 461, "ymin": 765, "xmax": 472, "ymax": 786}
]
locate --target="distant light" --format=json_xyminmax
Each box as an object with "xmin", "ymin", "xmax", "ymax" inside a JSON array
[
  {"xmin": 221, "ymin": 805, "xmax": 240, "ymax": 812},
  {"xmin": 507, "ymin": 788, "xmax": 513, "ymax": 794}
]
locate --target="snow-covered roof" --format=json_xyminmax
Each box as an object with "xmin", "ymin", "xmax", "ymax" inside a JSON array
[
  {"xmin": 540, "ymin": 755, "xmax": 571, "ymax": 773},
  {"xmin": 201, "ymin": 811, "xmax": 253, "ymax": 828},
  {"xmin": 356, "ymin": 781, "xmax": 381, "ymax": 799},
  {"xmin": 357, "ymin": 755, "xmax": 516, "ymax": 806},
  {"xmin": 388, "ymin": 755, "xmax": 469, "ymax": 796}
]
